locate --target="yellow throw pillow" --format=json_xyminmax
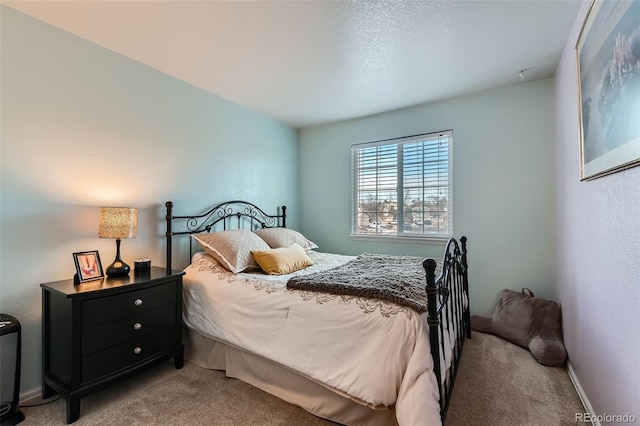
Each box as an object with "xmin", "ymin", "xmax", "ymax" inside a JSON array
[{"xmin": 251, "ymin": 243, "xmax": 314, "ymax": 275}]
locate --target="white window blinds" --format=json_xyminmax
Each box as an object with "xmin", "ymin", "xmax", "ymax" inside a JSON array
[{"xmin": 351, "ymin": 130, "xmax": 453, "ymax": 239}]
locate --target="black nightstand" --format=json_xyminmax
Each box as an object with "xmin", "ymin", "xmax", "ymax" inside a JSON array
[{"xmin": 40, "ymin": 267, "xmax": 185, "ymax": 424}]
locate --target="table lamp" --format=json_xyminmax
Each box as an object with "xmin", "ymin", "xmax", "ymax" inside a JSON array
[{"xmin": 99, "ymin": 207, "xmax": 138, "ymax": 277}]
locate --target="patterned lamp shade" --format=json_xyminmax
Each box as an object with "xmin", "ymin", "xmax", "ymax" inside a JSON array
[{"xmin": 98, "ymin": 207, "xmax": 138, "ymax": 239}]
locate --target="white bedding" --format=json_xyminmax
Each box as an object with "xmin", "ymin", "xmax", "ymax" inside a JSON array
[{"xmin": 182, "ymin": 250, "xmax": 446, "ymax": 426}]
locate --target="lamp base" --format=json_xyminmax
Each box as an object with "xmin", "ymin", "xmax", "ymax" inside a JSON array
[
  {"xmin": 106, "ymin": 260, "xmax": 130, "ymax": 278},
  {"xmin": 106, "ymin": 238, "xmax": 130, "ymax": 278}
]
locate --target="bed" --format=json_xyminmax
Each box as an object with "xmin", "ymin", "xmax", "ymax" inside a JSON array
[{"xmin": 165, "ymin": 200, "xmax": 470, "ymax": 425}]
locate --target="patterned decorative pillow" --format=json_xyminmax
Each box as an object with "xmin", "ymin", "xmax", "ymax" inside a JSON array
[
  {"xmin": 254, "ymin": 228, "xmax": 318, "ymax": 251},
  {"xmin": 192, "ymin": 230, "xmax": 270, "ymax": 273},
  {"xmin": 251, "ymin": 243, "xmax": 314, "ymax": 275}
]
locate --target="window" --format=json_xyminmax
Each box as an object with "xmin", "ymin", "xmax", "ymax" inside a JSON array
[{"xmin": 351, "ymin": 130, "xmax": 452, "ymax": 239}]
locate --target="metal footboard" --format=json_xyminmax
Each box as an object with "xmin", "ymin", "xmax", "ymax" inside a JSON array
[{"xmin": 424, "ymin": 236, "xmax": 470, "ymax": 422}]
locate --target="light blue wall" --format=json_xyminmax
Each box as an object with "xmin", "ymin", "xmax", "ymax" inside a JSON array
[
  {"xmin": 554, "ymin": 0, "xmax": 639, "ymax": 418},
  {"xmin": 300, "ymin": 80, "xmax": 557, "ymax": 315},
  {"xmin": 0, "ymin": 6, "xmax": 299, "ymax": 397}
]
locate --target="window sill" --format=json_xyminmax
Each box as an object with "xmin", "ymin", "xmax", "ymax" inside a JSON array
[{"xmin": 349, "ymin": 234, "xmax": 450, "ymax": 245}]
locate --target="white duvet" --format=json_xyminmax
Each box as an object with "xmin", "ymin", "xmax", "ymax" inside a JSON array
[{"xmin": 182, "ymin": 250, "xmax": 444, "ymax": 426}]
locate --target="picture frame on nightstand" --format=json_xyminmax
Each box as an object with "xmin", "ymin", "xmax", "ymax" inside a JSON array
[{"xmin": 73, "ymin": 250, "xmax": 104, "ymax": 283}]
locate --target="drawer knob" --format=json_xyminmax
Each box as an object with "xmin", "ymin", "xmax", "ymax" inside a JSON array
[
  {"xmin": 134, "ymin": 347, "xmax": 142, "ymax": 355},
  {"xmin": 134, "ymin": 299, "xmax": 143, "ymax": 306},
  {"xmin": 133, "ymin": 323, "xmax": 142, "ymax": 330}
]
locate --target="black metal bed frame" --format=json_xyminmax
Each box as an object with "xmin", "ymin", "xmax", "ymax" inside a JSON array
[
  {"xmin": 165, "ymin": 200, "xmax": 469, "ymax": 423},
  {"xmin": 424, "ymin": 236, "xmax": 470, "ymax": 421},
  {"xmin": 165, "ymin": 200, "xmax": 286, "ymax": 271}
]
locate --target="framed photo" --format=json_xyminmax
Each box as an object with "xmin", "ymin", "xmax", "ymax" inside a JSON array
[
  {"xmin": 575, "ymin": 0, "xmax": 640, "ymax": 180},
  {"xmin": 73, "ymin": 250, "xmax": 104, "ymax": 283}
]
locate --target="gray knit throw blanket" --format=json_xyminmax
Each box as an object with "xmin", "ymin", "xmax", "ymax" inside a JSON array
[{"xmin": 287, "ymin": 253, "xmax": 441, "ymax": 313}]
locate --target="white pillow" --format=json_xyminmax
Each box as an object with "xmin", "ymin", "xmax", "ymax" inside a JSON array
[
  {"xmin": 254, "ymin": 227, "xmax": 318, "ymax": 251},
  {"xmin": 192, "ymin": 230, "xmax": 270, "ymax": 273}
]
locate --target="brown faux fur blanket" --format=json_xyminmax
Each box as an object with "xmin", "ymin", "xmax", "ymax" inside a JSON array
[{"xmin": 287, "ymin": 253, "xmax": 440, "ymax": 313}]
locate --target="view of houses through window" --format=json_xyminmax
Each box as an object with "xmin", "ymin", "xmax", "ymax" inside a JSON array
[{"xmin": 351, "ymin": 131, "xmax": 452, "ymax": 238}]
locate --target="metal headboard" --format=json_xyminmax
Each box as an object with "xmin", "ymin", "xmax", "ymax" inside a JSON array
[{"xmin": 165, "ymin": 200, "xmax": 287, "ymax": 272}]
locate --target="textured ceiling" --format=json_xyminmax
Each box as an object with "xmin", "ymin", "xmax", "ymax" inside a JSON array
[{"xmin": 4, "ymin": 0, "xmax": 583, "ymax": 128}]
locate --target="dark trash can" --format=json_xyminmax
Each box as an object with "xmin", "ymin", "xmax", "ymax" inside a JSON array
[{"xmin": 0, "ymin": 314, "xmax": 25, "ymax": 425}]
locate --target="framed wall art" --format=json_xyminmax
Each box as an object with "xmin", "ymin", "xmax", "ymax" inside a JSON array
[
  {"xmin": 73, "ymin": 250, "xmax": 104, "ymax": 283},
  {"xmin": 575, "ymin": 0, "xmax": 640, "ymax": 180}
]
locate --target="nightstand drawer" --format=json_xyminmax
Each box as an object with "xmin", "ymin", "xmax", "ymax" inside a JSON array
[
  {"xmin": 82, "ymin": 305, "xmax": 176, "ymax": 355},
  {"xmin": 82, "ymin": 281, "xmax": 177, "ymax": 327},
  {"xmin": 81, "ymin": 330, "xmax": 175, "ymax": 383}
]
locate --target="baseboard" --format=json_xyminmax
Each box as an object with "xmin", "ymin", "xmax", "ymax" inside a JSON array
[
  {"xmin": 19, "ymin": 387, "xmax": 43, "ymax": 405},
  {"xmin": 567, "ymin": 361, "xmax": 601, "ymax": 426}
]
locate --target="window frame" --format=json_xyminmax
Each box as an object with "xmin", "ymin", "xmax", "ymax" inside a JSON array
[{"xmin": 350, "ymin": 130, "xmax": 453, "ymax": 241}]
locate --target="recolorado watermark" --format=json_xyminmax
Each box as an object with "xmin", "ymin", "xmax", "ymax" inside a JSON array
[{"xmin": 575, "ymin": 413, "xmax": 636, "ymax": 423}]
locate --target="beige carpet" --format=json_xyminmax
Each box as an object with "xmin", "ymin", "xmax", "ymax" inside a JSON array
[
  {"xmin": 20, "ymin": 332, "xmax": 585, "ymax": 425},
  {"xmin": 446, "ymin": 332, "xmax": 586, "ymax": 426}
]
